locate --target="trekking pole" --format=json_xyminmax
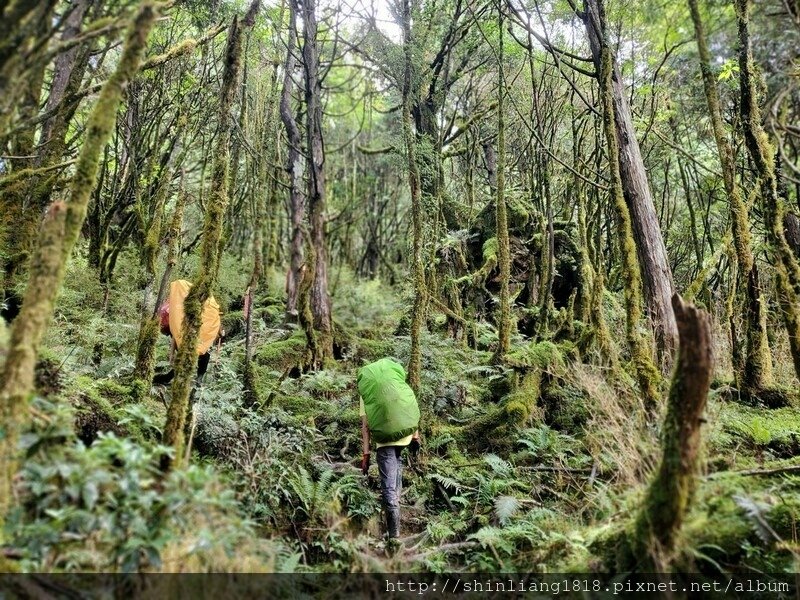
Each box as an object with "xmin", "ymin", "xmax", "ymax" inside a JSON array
[{"xmin": 184, "ymin": 409, "xmax": 197, "ymax": 464}]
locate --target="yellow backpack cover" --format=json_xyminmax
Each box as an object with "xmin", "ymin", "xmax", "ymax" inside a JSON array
[{"xmin": 168, "ymin": 279, "xmax": 221, "ymax": 355}]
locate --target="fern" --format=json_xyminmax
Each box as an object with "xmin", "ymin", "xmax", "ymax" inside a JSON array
[
  {"xmin": 429, "ymin": 473, "xmax": 462, "ymax": 494},
  {"xmin": 734, "ymin": 495, "xmax": 781, "ymax": 544},
  {"xmin": 494, "ymin": 495, "xmax": 521, "ymax": 525},
  {"xmin": 483, "ymin": 453, "xmax": 512, "ymax": 476}
]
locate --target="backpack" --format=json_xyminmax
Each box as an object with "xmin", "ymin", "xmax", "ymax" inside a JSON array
[{"xmin": 358, "ymin": 358, "xmax": 420, "ymax": 444}]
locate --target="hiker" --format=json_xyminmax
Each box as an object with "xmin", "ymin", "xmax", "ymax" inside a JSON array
[
  {"xmin": 358, "ymin": 357, "xmax": 421, "ymax": 543},
  {"xmin": 153, "ymin": 279, "xmax": 222, "ymax": 385}
]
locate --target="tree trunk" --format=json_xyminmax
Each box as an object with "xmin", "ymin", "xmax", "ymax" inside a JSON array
[
  {"xmin": 280, "ymin": 1, "xmax": 304, "ymax": 320},
  {"xmin": 399, "ymin": 0, "xmax": 426, "ymax": 395},
  {"xmin": 634, "ymin": 294, "xmax": 713, "ymax": 568},
  {"xmin": 735, "ymin": 0, "xmax": 800, "ymax": 384},
  {"xmin": 162, "ymin": 1, "xmax": 258, "ymax": 471},
  {"xmin": 0, "ymin": 8, "xmax": 52, "ymax": 295},
  {"xmin": 582, "ymin": 0, "xmax": 678, "ymax": 370},
  {"xmin": 133, "ymin": 178, "xmax": 187, "ymax": 394},
  {"xmin": 589, "ymin": 0, "xmax": 662, "ymax": 414},
  {"xmin": 687, "ymin": 0, "xmax": 773, "ymax": 395},
  {"xmin": 494, "ymin": 4, "xmax": 511, "ymax": 359},
  {"xmin": 299, "ymin": 0, "xmax": 334, "ymax": 363},
  {"xmin": 0, "ymin": 1, "xmax": 157, "ymax": 523}
]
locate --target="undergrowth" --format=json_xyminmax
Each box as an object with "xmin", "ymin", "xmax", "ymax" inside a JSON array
[{"xmin": 2, "ymin": 264, "xmax": 798, "ymax": 573}]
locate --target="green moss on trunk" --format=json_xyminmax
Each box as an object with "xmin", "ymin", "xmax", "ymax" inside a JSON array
[
  {"xmin": 494, "ymin": 6, "xmax": 511, "ymax": 359},
  {"xmin": 162, "ymin": 2, "xmax": 259, "ymax": 471},
  {"xmin": 0, "ymin": 2, "xmax": 157, "ymax": 524},
  {"xmin": 633, "ymin": 295, "xmax": 713, "ymax": 568},
  {"xmin": 592, "ymin": 0, "xmax": 661, "ymax": 413},
  {"xmin": 688, "ymin": 0, "xmax": 773, "ymax": 394},
  {"xmin": 735, "ymin": 0, "xmax": 800, "ymax": 385}
]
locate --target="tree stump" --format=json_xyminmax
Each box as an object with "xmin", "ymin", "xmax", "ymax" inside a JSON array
[{"xmin": 633, "ymin": 293, "xmax": 713, "ymax": 568}]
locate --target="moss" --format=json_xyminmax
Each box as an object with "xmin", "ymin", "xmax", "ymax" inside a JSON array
[
  {"xmin": 717, "ymin": 383, "xmax": 797, "ymax": 410},
  {"xmin": 767, "ymin": 497, "xmax": 800, "ymax": 540},
  {"xmin": 96, "ymin": 379, "xmax": 135, "ymax": 404},
  {"xmin": 678, "ymin": 477, "xmax": 797, "ymax": 572},
  {"xmin": 133, "ymin": 316, "xmax": 159, "ymax": 387},
  {"xmin": 352, "ymin": 338, "xmax": 394, "ymax": 364},
  {"xmin": 505, "ymin": 341, "xmax": 563, "ymax": 371},
  {"xmin": 540, "ymin": 381, "xmax": 589, "ymax": 431},
  {"xmin": 34, "ymin": 348, "xmax": 63, "ymax": 397},
  {"xmin": 256, "ymin": 304, "xmax": 285, "ymax": 328},
  {"xmin": 222, "ymin": 310, "xmax": 245, "ymax": 340},
  {"xmin": 70, "ymin": 377, "xmax": 138, "ymax": 445},
  {"xmin": 255, "ymin": 330, "xmax": 308, "ymax": 372},
  {"xmin": 503, "ymin": 371, "xmax": 542, "ymax": 423},
  {"xmin": 457, "ymin": 370, "xmax": 542, "ymax": 444}
]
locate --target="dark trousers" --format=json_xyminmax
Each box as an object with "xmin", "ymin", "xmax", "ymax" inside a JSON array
[
  {"xmin": 152, "ymin": 351, "xmax": 211, "ymax": 385},
  {"xmin": 376, "ymin": 445, "xmax": 403, "ymax": 538}
]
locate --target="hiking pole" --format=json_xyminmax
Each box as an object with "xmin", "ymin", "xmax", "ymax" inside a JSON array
[{"xmin": 184, "ymin": 409, "xmax": 197, "ymax": 464}]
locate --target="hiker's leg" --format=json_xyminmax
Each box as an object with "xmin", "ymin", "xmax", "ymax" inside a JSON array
[
  {"xmin": 152, "ymin": 369, "xmax": 175, "ymax": 386},
  {"xmin": 196, "ymin": 351, "xmax": 210, "ymax": 382},
  {"xmin": 376, "ymin": 446, "xmax": 400, "ymax": 539},
  {"xmin": 395, "ymin": 445, "xmax": 403, "ymax": 506}
]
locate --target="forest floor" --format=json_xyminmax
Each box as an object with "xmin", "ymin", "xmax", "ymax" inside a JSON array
[{"xmin": 3, "ymin": 249, "xmax": 799, "ymax": 573}]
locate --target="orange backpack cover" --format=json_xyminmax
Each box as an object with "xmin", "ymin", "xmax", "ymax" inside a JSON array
[{"xmin": 167, "ymin": 279, "xmax": 221, "ymax": 355}]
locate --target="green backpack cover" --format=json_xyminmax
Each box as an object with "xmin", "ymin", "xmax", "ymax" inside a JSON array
[{"xmin": 358, "ymin": 358, "xmax": 420, "ymax": 444}]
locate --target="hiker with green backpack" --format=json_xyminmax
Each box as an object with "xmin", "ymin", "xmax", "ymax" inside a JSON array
[{"xmin": 358, "ymin": 357, "xmax": 421, "ymax": 543}]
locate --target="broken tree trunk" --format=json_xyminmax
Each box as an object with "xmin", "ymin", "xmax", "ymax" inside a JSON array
[{"xmin": 633, "ymin": 294, "xmax": 713, "ymax": 568}]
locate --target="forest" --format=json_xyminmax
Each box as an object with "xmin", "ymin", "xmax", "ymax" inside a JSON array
[{"xmin": 0, "ymin": 0, "xmax": 799, "ymax": 584}]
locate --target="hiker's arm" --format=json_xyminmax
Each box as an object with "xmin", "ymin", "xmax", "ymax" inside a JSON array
[{"xmin": 361, "ymin": 415, "xmax": 370, "ymax": 454}]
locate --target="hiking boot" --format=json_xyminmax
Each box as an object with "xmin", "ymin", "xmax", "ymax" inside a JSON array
[{"xmin": 386, "ymin": 507, "xmax": 401, "ymax": 539}]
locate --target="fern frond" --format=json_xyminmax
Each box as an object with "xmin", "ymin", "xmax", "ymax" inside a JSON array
[{"xmin": 494, "ymin": 495, "xmax": 521, "ymax": 525}]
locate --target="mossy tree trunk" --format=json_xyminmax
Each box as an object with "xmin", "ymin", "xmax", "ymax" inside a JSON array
[
  {"xmin": 0, "ymin": 1, "xmax": 57, "ymax": 144},
  {"xmin": 280, "ymin": 1, "xmax": 304, "ymax": 320},
  {"xmin": 0, "ymin": 1, "xmax": 158, "ymax": 522},
  {"xmin": 734, "ymin": 0, "xmax": 800, "ymax": 384},
  {"xmin": 494, "ymin": 4, "xmax": 511, "ymax": 359},
  {"xmin": 634, "ymin": 294, "xmax": 713, "ymax": 568},
  {"xmin": 586, "ymin": 0, "xmax": 662, "ymax": 414},
  {"xmin": 0, "ymin": 5, "xmax": 57, "ymax": 298},
  {"xmin": 161, "ymin": 1, "xmax": 259, "ymax": 471},
  {"xmin": 133, "ymin": 177, "xmax": 187, "ymax": 394},
  {"xmin": 399, "ymin": 0, "xmax": 427, "ymax": 395},
  {"xmin": 687, "ymin": 0, "xmax": 773, "ymax": 395},
  {"xmin": 300, "ymin": 0, "xmax": 334, "ymax": 364}
]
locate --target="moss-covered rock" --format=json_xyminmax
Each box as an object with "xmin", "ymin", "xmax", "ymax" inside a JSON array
[
  {"xmin": 73, "ymin": 387, "xmax": 128, "ymax": 446},
  {"xmin": 222, "ymin": 310, "xmax": 245, "ymax": 340},
  {"xmin": 351, "ymin": 338, "xmax": 394, "ymax": 364}
]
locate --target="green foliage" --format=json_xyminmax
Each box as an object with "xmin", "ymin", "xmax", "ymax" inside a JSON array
[{"xmin": 10, "ymin": 399, "xmax": 265, "ymax": 572}]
